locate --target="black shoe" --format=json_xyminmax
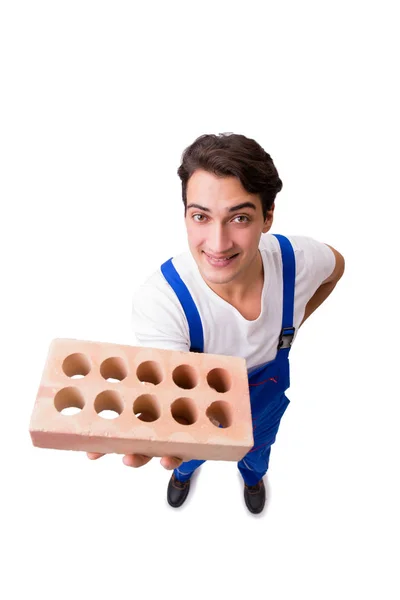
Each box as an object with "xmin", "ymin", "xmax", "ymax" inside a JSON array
[
  {"xmin": 167, "ymin": 473, "xmax": 191, "ymax": 508},
  {"xmin": 244, "ymin": 479, "xmax": 266, "ymax": 514}
]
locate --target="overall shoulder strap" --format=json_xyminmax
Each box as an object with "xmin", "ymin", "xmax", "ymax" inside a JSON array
[
  {"xmin": 271, "ymin": 234, "xmax": 296, "ymax": 354},
  {"xmin": 160, "ymin": 258, "xmax": 204, "ymax": 353}
]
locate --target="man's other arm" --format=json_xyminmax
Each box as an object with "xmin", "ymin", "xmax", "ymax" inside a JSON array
[{"xmin": 299, "ymin": 244, "xmax": 345, "ymax": 327}]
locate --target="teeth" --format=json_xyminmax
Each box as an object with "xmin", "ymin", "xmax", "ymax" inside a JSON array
[{"xmin": 207, "ymin": 254, "xmax": 235, "ymax": 262}]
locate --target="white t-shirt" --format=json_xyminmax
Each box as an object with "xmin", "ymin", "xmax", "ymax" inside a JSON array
[{"xmin": 131, "ymin": 234, "xmax": 335, "ymax": 370}]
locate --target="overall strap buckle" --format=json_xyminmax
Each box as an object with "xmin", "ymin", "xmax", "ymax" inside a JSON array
[{"xmin": 278, "ymin": 327, "xmax": 295, "ymax": 349}]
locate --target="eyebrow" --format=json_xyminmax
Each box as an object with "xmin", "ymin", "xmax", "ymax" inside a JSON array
[{"xmin": 186, "ymin": 202, "xmax": 257, "ymax": 213}]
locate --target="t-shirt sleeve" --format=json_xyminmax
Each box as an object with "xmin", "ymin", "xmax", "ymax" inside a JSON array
[
  {"xmin": 288, "ymin": 235, "xmax": 336, "ymax": 298},
  {"xmin": 131, "ymin": 275, "xmax": 190, "ymax": 352}
]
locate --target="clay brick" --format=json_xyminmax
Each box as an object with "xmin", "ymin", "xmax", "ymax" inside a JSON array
[{"xmin": 29, "ymin": 338, "xmax": 254, "ymax": 461}]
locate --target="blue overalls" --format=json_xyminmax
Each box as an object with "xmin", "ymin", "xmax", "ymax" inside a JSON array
[{"xmin": 160, "ymin": 234, "xmax": 296, "ymax": 487}]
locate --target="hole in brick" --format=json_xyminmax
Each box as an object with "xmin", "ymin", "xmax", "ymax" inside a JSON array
[
  {"xmin": 172, "ymin": 364, "xmax": 198, "ymax": 389},
  {"xmin": 206, "ymin": 368, "xmax": 231, "ymax": 393},
  {"xmin": 136, "ymin": 360, "xmax": 163, "ymax": 385},
  {"xmin": 100, "ymin": 357, "xmax": 128, "ymax": 382},
  {"xmin": 171, "ymin": 397, "xmax": 198, "ymax": 426},
  {"xmin": 94, "ymin": 390, "xmax": 123, "ymax": 419},
  {"xmin": 62, "ymin": 353, "xmax": 91, "ymax": 379},
  {"xmin": 54, "ymin": 387, "xmax": 85, "ymax": 415},
  {"xmin": 206, "ymin": 401, "xmax": 232, "ymax": 429},
  {"xmin": 133, "ymin": 394, "xmax": 160, "ymax": 422}
]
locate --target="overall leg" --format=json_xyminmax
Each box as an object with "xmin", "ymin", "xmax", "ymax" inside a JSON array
[
  {"xmin": 238, "ymin": 444, "xmax": 271, "ymax": 513},
  {"xmin": 239, "ymin": 393, "xmax": 290, "ymax": 485},
  {"xmin": 238, "ymin": 445, "xmax": 272, "ymax": 486},
  {"xmin": 173, "ymin": 458, "xmax": 206, "ymax": 482}
]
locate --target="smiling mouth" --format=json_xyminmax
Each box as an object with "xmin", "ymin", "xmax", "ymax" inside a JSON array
[
  {"xmin": 203, "ymin": 252, "xmax": 239, "ymax": 263},
  {"xmin": 204, "ymin": 251, "xmax": 238, "ymax": 258}
]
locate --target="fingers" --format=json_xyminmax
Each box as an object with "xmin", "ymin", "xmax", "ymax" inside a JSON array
[
  {"xmin": 122, "ymin": 454, "xmax": 153, "ymax": 468},
  {"xmin": 87, "ymin": 452, "xmax": 105, "ymax": 460},
  {"xmin": 160, "ymin": 456, "xmax": 183, "ymax": 470},
  {"xmin": 87, "ymin": 452, "xmax": 183, "ymax": 470}
]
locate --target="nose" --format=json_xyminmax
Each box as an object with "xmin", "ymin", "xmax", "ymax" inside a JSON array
[{"xmin": 208, "ymin": 223, "xmax": 234, "ymax": 254}]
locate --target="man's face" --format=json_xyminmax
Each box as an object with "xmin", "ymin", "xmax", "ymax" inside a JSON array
[{"xmin": 184, "ymin": 169, "xmax": 274, "ymax": 288}]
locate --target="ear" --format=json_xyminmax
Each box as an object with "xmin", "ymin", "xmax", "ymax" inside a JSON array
[{"xmin": 262, "ymin": 203, "xmax": 275, "ymax": 233}]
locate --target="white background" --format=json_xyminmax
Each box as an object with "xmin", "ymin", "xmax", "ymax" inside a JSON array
[{"xmin": 1, "ymin": 1, "xmax": 399, "ymax": 598}]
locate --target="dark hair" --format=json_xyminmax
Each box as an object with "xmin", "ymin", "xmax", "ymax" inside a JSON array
[{"xmin": 177, "ymin": 133, "xmax": 283, "ymax": 220}]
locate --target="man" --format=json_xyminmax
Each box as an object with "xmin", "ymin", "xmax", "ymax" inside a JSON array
[{"xmin": 87, "ymin": 133, "xmax": 345, "ymax": 514}]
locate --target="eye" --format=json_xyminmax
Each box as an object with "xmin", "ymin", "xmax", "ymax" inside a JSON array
[
  {"xmin": 192, "ymin": 214, "xmax": 207, "ymax": 222},
  {"xmin": 233, "ymin": 215, "xmax": 250, "ymax": 223}
]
